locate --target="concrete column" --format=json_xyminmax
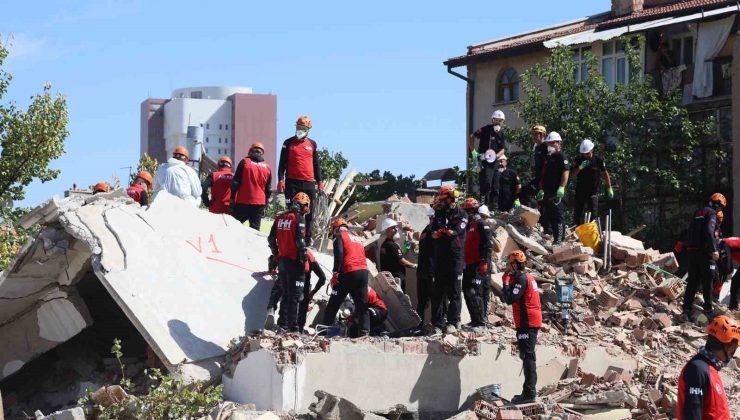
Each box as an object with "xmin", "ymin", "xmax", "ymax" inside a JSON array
[{"xmin": 732, "ymin": 37, "xmax": 740, "ymax": 235}]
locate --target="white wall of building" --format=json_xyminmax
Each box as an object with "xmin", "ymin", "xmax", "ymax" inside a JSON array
[
  {"xmin": 163, "ymin": 98, "xmax": 233, "ymax": 161},
  {"xmin": 171, "ymin": 86, "xmax": 252, "ymax": 100}
]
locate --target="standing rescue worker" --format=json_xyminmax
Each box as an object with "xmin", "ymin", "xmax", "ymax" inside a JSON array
[
  {"xmin": 153, "ymin": 146, "xmax": 202, "ymax": 207},
  {"xmin": 682, "ymin": 193, "xmax": 726, "ymax": 321},
  {"xmin": 323, "ymin": 218, "xmax": 370, "ymax": 337},
  {"xmin": 201, "ymin": 156, "xmax": 234, "ymax": 215},
  {"xmin": 569, "ymin": 139, "xmax": 613, "ymax": 226},
  {"xmin": 267, "ymin": 192, "xmax": 310, "ymax": 333},
  {"xmin": 461, "ymin": 198, "xmax": 493, "ymax": 330},
  {"xmin": 497, "ymin": 155, "xmax": 522, "ymax": 212},
  {"xmin": 126, "ymin": 171, "xmax": 153, "ymax": 206},
  {"xmin": 523, "ymin": 125, "xmax": 548, "ymax": 208},
  {"xmin": 430, "ymin": 186, "xmax": 468, "ymax": 334},
  {"xmin": 231, "ymin": 143, "xmax": 272, "ymax": 229},
  {"xmin": 277, "ymin": 116, "xmax": 323, "ymax": 242},
  {"xmin": 536, "ymin": 132, "xmax": 570, "ymax": 244},
  {"xmin": 721, "ymin": 237, "xmax": 740, "ymax": 311},
  {"xmin": 416, "ymin": 205, "xmax": 437, "ymax": 330},
  {"xmin": 469, "ymin": 110, "xmax": 507, "ymax": 210},
  {"xmin": 677, "ymin": 315, "xmax": 738, "ymax": 419},
  {"xmin": 379, "ymin": 218, "xmax": 417, "ymax": 292},
  {"xmin": 503, "ymin": 250, "xmax": 542, "ymax": 404},
  {"xmin": 93, "ymin": 182, "xmax": 110, "ymax": 194}
]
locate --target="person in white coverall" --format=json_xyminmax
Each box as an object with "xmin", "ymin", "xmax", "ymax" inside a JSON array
[{"xmin": 153, "ymin": 146, "xmax": 202, "ymax": 207}]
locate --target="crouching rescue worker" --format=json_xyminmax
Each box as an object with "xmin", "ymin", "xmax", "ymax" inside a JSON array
[
  {"xmin": 379, "ymin": 218, "xmax": 417, "ymax": 292},
  {"xmin": 682, "ymin": 193, "xmax": 726, "ymax": 321},
  {"xmin": 368, "ymin": 287, "xmax": 388, "ymax": 336},
  {"xmin": 231, "ymin": 143, "xmax": 272, "ymax": 229},
  {"xmin": 267, "ymin": 192, "xmax": 310, "ymax": 333},
  {"xmin": 201, "ymin": 156, "xmax": 233, "ymax": 215},
  {"xmin": 126, "ymin": 171, "xmax": 153, "ymax": 206},
  {"xmin": 677, "ymin": 315, "xmax": 738, "ymax": 419},
  {"xmin": 323, "ymin": 218, "xmax": 370, "ymax": 337},
  {"xmin": 461, "ymin": 198, "xmax": 492, "ymax": 330},
  {"xmin": 503, "ymin": 250, "xmax": 542, "ymax": 404},
  {"xmin": 431, "ymin": 186, "xmax": 468, "ymax": 334}
]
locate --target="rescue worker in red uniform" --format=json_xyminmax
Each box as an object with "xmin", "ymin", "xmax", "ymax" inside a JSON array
[
  {"xmin": 323, "ymin": 218, "xmax": 370, "ymax": 337},
  {"xmin": 677, "ymin": 314, "xmax": 739, "ymax": 419},
  {"xmin": 460, "ymin": 198, "xmax": 493, "ymax": 330},
  {"xmin": 267, "ymin": 192, "xmax": 310, "ymax": 333},
  {"xmin": 93, "ymin": 182, "xmax": 110, "ymax": 194},
  {"xmin": 430, "ymin": 186, "xmax": 468, "ymax": 335},
  {"xmin": 682, "ymin": 193, "xmax": 726, "ymax": 321},
  {"xmin": 503, "ymin": 250, "xmax": 542, "ymax": 404},
  {"xmin": 231, "ymin": 143, "xmax": 272, "ymax": 229},
  {"xmin": 720, "ymin": 237, "xmax": 740, "ymax": 311},
  {"xmin": 201, "ymin": 156, "xmax": 234, "ymax": 215},
  {"xmin": 415, "ymin": 204, "xmax": 437, "ymax": 331},
  {"xmin": 367, "ymin": 287, "xmax": 388, "ymax": 336},
  {"xmin": 126, "ymin": 171, "xmax": 153, "ymax": 206},
  {"xmin": 277, "ymin": 116, "xmax": 323, "ymax": 243}
]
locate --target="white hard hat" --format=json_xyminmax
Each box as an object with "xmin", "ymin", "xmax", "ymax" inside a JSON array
[
  {"xmin": 545, "ymin": 131, "xmax": 562, "ymax": 142},
  {"xmin": 499, "ymin": 154, "xmax": 508, "ymax": 161},
  {"xmin": 579, "ymin": 139, "xmax": 594, "ymax": 154},
  {"xmin": 478, "ymin": 205, "xmax": 491, "ymax": 217},
  {"xmin": 426, "ymin": 206, "xmax": 435, "ymax": 217},
  {"xmin": 381, "ymin": 218, "xmax": 398, "ymax": 231},
  {"xmin": 491, "ymin": 110, "xmax": 506, "ymax": 121}
]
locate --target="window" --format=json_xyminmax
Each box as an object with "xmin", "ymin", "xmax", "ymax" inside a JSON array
[
  {"xmin": 572, "ymin": 46, "xmax": 592, "ymax": 82},
  {"xmin": 497, "ymin": 67, "xmax": 519, "ymax": 103},
  {"xmin": 670, "ymin": 34, "xmax": 694, "ymax": 66},
  {"xmin": 206, "ymin": 123, "xmax": 209, "ymax": 129},
  {"xmin": 219, "ymin": 123, "xmax": 222, "ymax": 130},
  {"xmin": 190, "ymin": 91, "xmax": 202, "ymax": 99},
  {"xmin": 206, "ymin": 137, "xmax": 209, "ymax": 143},
  {"xmin": 219, "ymin": 138, "xmax": 222, "ymax": 143},
  {"xmin": 601, "ymin": 40, "xmax": 629, "ymax": 89},
  {"xmin": 225, "ymin": 124, "xmax": 229, "ymax": 130},
  {"xmin": 225, "ymin": 138, "xmax": 228, "ymax": 144}
]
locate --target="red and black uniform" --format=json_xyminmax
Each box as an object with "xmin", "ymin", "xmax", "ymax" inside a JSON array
[
  {"xmin": 462, "ymin": 215, "xmax": 493, "ymax": 326},
  {"xmin": 430, "ymin": 205, "xmax": 468, "ymax": 330},
  {"xmin": 126, "ymin": 183, "xmax": 149, "ymax": 206},
  {"xmin": 416, "ymin": 223, "xmax": 436, "ymax": 324},
  {"xmin": 503, "ymin": 270, "xmax": 542, "ymax": 400},
  {"xmin": 540, "ymin": 151, "xmax": 569, "ymax": 243},
  {"xmin": 323, "ymin": 228, "xmax": 370, "ymax": 337},
  {"xmin": 277, "ymin": 137, "xmax": 322, "ymax": 239},
  {"xmin": 683, "ymin": 206, "xmax": 720, "ymax": 316},
  {"xmin": 267, "ymin": 250, "xmax": 327, "ymax": 331},
  {"xmin": 268, "ymin": 210, "xmax": 307, "ymax": 332},
  {"xmin": 367, "ymin": 288, "xmax": 388, "ymax": 335},
  {"xmin": 721, "ymin": 237, "xmax": 740, "ymax": 310},
  {"xmin": 201, "ymin": 167, "xmax": 234, "ymax": 215},
  {"xmin": 677, "ymin": 347, "xmax": 731, "ymax": 419},
  {"xmin": 231, "ymin": 155, "xmax": 272, "ymax": 229},
  {"xmin": 472, "ymin": 125, "xmax": 506, "ymax": 210}
]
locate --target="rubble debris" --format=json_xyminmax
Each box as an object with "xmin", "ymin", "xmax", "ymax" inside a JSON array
[{"xmin": 309, "ymin": 390, "xmax": 386, "ymax": 420}]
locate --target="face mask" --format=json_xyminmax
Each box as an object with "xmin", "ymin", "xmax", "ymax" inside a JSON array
[
  {"xmin": 547, "ymin": 146, "xmax": 556, "ymax": 155},
  {"xmin": 295, "ymin": 128, "xmax": 308, "ymax": 139},
  {"xmin": 498, "ymin": 167, "xmax": 505, "ymax": 173},
  {"xmin": 493, "ymin": 125, "xmax": 501, "ymax": 133},
  {"xmin": 393, "ymin": 232, "xmax": 401, "ymax": 241}
]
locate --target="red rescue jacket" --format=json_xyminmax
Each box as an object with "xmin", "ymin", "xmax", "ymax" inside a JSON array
[
  {"xmin": 722, "ymin": 237, "xmax": 740, "ymax": 265},
  {"xmin": 368, "ymin": 288, "xmax": 387, "ymax": 310},
  {"xmin": 209, "ymin": 169, "xmax": 233, "ymax": 214},
  {"xmin": 273, "ymin": 212, "xmax": 305, "ymax": 260},
  {"xmin": 677, "ymin": 351, "xmax": 730, "ymax": 420},
  {"xmin": 336, "ymin": 230, "xmax": 367, "ymax": 274},
  {"xmin": 504, "ymin": 272, "xmax": 542, "ymax": 329},
  {"xmin": 127, "ymin": 183, "xmax": 146, "ymax": 204},
  {"xmin": 285, "ymin": 138, "xmax": 317, "ymax": 182},
  {"xmin": 464, "ymin": 218, "xmax": 492, "ymax": 265},
  {"xmin": 234, "ymin": 159, "xmax": 270, "ymax": 205}
]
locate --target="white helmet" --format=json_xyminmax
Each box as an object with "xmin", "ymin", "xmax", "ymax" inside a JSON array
[
  {"xmin": 579, "ymin": 139, "xmax": 594, "ymax": 154},
  {"xmin": 499, "ymin": 154, "xmax": 508, "ymax": 161},
  {"xmin": 491, "ymin": 110, "xmax": 505, "ymax": 121},
  {"xmin": 545, "ymin": 131, "xmax": 562, "ymax": 142},
  {"xmin": 381, "ymin": 218, "xmax": 398, "ymax": 231},
  {"xmin": 426, "ymin": 206, "xmax": 435, "ymax": 217},
  {"xmin": 478, "ymin": 205, "xmax": 491, "ymax": 218}
]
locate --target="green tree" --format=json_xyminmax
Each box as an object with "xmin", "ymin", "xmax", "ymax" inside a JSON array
[
  {"xmin": 317, "ymin": 147, "xmax": 348, "ymax": 181},
  {"xmin": 0, "ymin": 39, "xmax": 69, "ymax": 269},
  {"xmin": 513, "ymin": 37, "xmax": 713, "ymax": 248},
  {"xmin": 353, "ymin": 170, "xmax": 418, "ymax": 204},
  {"xmin": 130, "ymin": 153, "xmax": 158, "ymax": 185}
]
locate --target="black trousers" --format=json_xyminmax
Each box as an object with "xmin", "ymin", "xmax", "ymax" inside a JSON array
[
  {"xmin": 432, "ymin": 264, "xmax": 463, "ymax": 328},
  {"xmin": 573, "ymin": 193, "xmax": 598, "ymax": 226},
  {"xmin": 478, "ymin": 164, "xmax": 500, "ymax": 210},
  {"xmin": 285, "ymin": 178, "xmax": 316, "ymax": 241},
  {"xmin": 683, "ymin": 250, "xmax": 714, "ymax": 314},
  {"xmin": 268, "ymin": 275, "xmax": 313, "ymax": 330},
  {"xmin": 322, "ymin": 270, "xmax": 370, "ymax": 337},
  {"xmin": 730, "ymin": 268, "xmax": 740, "ymax": 310},
  {"xmin": 541, "ymin": 196, "xmax": 564, "ymax": 243},
  {"xmin": 516, "ymin": 328, "xmax": 539, "ymax": 398},
  {"xmin": 369, "ymin": 307, "xmax": 388, "ymax": 335},
  {"xmin": 416, "ymin": 270, "xmax": 434, "ymax": 324},
  {"xmin": 277, "ymin": 257, "xmax": 305, "ymax": 332},
  {"xmin": 232, "ymin": 203, "xmax": 265, "ymax": 230},
  {"xmin": 462, "ymin": 264, "xmax": 487, "ymax": 326}
]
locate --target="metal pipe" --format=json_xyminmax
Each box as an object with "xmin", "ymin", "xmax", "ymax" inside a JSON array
[{"xmin": 447, "ymin": 65, "xmax": 475, "ymax": 190}]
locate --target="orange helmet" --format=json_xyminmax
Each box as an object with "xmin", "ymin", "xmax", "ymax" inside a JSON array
[
  {"xmin": 94, "ymin": 182, "xmax": 110, "ymax": 193},
  {"xmin": 331, "ymin": 218, "xmax": 348, "ymax": 229},
  {"xmin": 508, "ymin": 250, "xmax": 527, "ymax": 264},
  {"xmin": 173, "ymin": 146, "xmax": 190, "ymax": 160},
  {"xmin": 460, "ymin": 197, "xmax": 480, "ymax": 210},
  {"xmin": 218, "ymin": 156, "xmax": 232, "ymax": 167},
  {"xmin": 710, "ymin": 193, "xmax": 727, "ymax": 208},
  {"xmin": 717, "ymin": 210, "xmax": 724, "ymax": 224},
  {"xmin": 296, "ymin": 115, "xmax": 313, "ymax": 129},
  {"xmin": 706, "ymin": 315, "xmax": 740, "ymax": 344},
  {"xmin": 250, "ymin": 142, "xmax": 265, "ymax": 152},
  {"xmin": 531, "ymin": 125, "xmax": 547, "ymax": 134},
  {"xmin": 292, "ymin": 192, "xmax": 311, "ymax": 206},
  {"xmin": 436, "ymin": 185, "xmax": 459, "ymax": 200},
  {"xmin": 135, "ymin": 171, "xmax": 153, "ymax": 188}
]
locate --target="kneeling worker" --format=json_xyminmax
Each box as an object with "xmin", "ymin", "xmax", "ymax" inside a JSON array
[
  {"xmin": 503, "ymin": 250, "xmax": 542, "ymax": 404},
  {"xmin": 126, "ymin": 171, "xmax": 153, "ymax": 206}
]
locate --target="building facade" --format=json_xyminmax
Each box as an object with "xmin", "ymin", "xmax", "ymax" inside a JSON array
[
  {"xmin": 445, "ymin": 0, "xmax": 739, "ymax": 236},
  {"xmin": 140, "ymin": 86, "xmax": 277, "ymax": 184}
]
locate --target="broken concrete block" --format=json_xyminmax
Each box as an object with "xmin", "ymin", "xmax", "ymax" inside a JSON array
[
  {"xmin": 310, "ymin": 390, "xmax": 386, "ymax": 420},
  {"xmin": 652, "ymin": 313, "xmax": 672, "ymax": 329},
  {"xmin": 505, "ymin": 224, "xmax": 548, "ymax": 256},
  {"xmin": 92, "ymin": 385, "xmax": 128, "ymax": 408},
  {"xmin": 514, "ymin": 205, "xmax": 540, "ymax": 228},
  {"xmin": 38, "ymin": 407, "xmax": 85, "ymax": 420},
  {"xmin": 567, "ymin": 358, "xmax": 580, "ymax": 378},
  {"xmin": 551, "ymin": 244, "xmax": 593, "ymax": 263},
  {"xmin": 655, "ymin": 278, "xmax": 684, "ymax": 301},
  {"xmin": 598, "ymin": 290, "xmax": 620, "ymax": 308},
  {"xmin": 653, "ymin": 253, "xmax": 679, "ymax": 273},
  {"xmin": 495, "ymin": 408, "xmax": 524, "ymax": 420},
  {"xmin": 447, "ymin": 410, "xmax": 479, "ymax": 420},
  {"xmin": 538, "ymin": 358, "xmax": 567, "ymax": 387},
  {"xmin": 493, "ymin": 226, "xmax": 520, "ymax": 259}
]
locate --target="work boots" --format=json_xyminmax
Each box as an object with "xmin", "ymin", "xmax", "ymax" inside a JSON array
[
  {"xmin": 553, "ymin": 224, "xmax": 565, "ymax": 244},
  {"xmin": 511, "ymin": 394, "xmax": 536, "ymax": 404},
  {"xmin": 264, "ymin": 308, "xmax": 276, "ymax": 330}
]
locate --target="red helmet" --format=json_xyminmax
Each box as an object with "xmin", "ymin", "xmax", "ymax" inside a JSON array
[
  {"xmin": 135, "ymin": 171, "xmax": 153, "ymax": 189},
  {"xmin": 710, "ymin": 193, "xmax": 727, "ymax": 208},
  {"xmin": 250, "ymin": 142, "xmax": 265, "ymax": 152},
  {"xmin": 293, "ymin": 192, "xmax": 311, "ymax": 206},
  {"xmin": 460, "ymin": 198, "xmax": 480, "ymax": 210},
  {"xmin": 296, "ymin": 116, "xmax": 312, "ymax": 129},
  {"xmin": 436, "ymin": 185, "xmax": 459, "ymax": 200},
  {"xmin": 93, "ymin": 182, "xmax": 110, "ymax": 193},
  {"xmin": 331, "ymin": 218, "xmax": 348, "ymax": 229},
  {"xmin": 218, "ymin": 156, "xmax": 232, "ymax": 167},
  {"xmin": 508, "ymin": 250, "xmax": 527, "ymax": 264},
  {"xmin": 173, "ymin": 146, "xmax": 190, "ymax": 160}
]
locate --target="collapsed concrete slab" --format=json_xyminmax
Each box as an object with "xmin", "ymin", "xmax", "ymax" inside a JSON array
[{"xmin": 0, "ymin": 192, "xmax": 336, "ymax": 382}]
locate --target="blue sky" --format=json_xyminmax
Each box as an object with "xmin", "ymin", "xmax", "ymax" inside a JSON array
[{"xmin": 4, "ymin": 0, "xmax": 605, "ymax": 208}]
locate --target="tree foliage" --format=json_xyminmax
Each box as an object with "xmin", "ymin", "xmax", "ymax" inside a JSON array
[
  {"xmin": 130, "ymin": 153, "xmax": 158, "ymax": 186},
  {"xmin": 317, "ymin": 147, "xmax": 348, "ymax": 182},
  {"xmin": 353, "ymin": 170, "xmax": 419, "ymax": 204}
]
